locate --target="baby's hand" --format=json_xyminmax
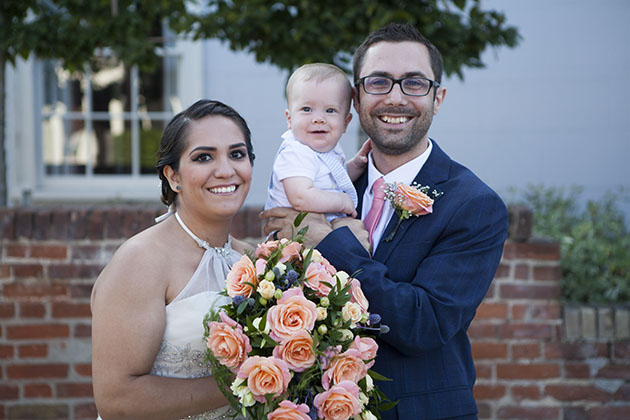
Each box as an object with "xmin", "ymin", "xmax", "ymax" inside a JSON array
[{"xmin": 341, "ymin": 193, "xmax": 358, "ymax": 218}]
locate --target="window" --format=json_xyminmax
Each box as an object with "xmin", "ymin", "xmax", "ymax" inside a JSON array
[
  {"xmin": 40, "ymin": 54, "xmax": 180, "ymax": 177},
  {"xmin": 25, "ymin": 22, "xmax": 185, "ymax": 203}
]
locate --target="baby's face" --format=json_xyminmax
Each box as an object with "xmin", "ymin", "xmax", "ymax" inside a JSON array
[{"xmin": 286, "ymin": 78, "xmax": 352, "ymax": 153}]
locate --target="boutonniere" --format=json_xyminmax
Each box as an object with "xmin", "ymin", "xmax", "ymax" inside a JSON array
[{"xmin": 382, "ymin": 182, "xmax": 444, "ymax": 242}]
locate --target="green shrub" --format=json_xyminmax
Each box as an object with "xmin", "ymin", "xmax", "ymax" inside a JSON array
[{"xmin": 509, "ymin": 185, "xmax": 630, "ymax": 304}]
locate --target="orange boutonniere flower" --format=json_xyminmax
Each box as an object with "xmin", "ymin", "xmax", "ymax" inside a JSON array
[{"xmin": 382, "ymin": 182, "xmax": 444, "ymax": 242}]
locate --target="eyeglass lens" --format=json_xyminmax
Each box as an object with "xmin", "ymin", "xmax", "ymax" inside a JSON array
[{"xmin": 364, "ymin": 76, "xmax": 432, "ymax": 96}]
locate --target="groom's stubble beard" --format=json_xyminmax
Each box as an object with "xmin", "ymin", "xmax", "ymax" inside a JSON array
[{"xmin": 360, "ymin": 102, "xmax": 435, "ymax": 157}]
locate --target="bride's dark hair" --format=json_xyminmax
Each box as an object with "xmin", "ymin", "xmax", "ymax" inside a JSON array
[{"xmin": 156, "ymin": 99, "xmax": 255, "ymax": 206}]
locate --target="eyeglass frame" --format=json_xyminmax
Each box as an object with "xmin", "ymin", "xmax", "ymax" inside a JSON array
[{"xmin": 355, "ymin": 75, "xmax": 441, "ymax": 97}]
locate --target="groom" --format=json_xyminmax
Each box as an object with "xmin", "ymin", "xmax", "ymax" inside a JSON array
[{"xmin": 262, "ymin": 23, "xmax": 508, "ymax": 420}]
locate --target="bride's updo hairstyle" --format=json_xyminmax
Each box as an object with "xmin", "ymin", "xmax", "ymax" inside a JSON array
[{"xmin": 156, "ymin": 99, "xmax": 255, "ymax": 206}]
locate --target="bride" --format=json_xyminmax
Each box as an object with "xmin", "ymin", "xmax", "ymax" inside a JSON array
[{"xmin": 91, "ymin": 100, "xmax": 255, "ymax": 419}]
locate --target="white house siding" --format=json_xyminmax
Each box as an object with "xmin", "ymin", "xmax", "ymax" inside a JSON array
[{"xmin": 4, "ymin": 0, "xmax": 629, "ymax": 212}]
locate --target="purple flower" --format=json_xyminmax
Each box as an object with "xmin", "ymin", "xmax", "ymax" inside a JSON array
[
  {"xmin": 279, "ymin": 270, "xmax": 299, "ymax": 290},
  {"xmin": 286, "ymin": 270, "xmax": 298, "ymax": 284},
  {"xmin": 368, "ymin": 313, "xmax": 382, "ymax": 325},
  {"xmin": 232, "ymin": 295, "xmax": 245, "ymax": 306}
]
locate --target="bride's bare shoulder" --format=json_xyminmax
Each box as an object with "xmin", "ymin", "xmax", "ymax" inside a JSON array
[
  {"xmin": 113, "ymin": 224, "xmax": 171, "ymax": 266},
  {"xmin": 92, "ymin": 223, "xmax": 173, "ymax": 299}
]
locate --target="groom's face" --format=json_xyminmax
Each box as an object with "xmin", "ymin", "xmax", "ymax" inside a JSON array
[{"xmin": 353, "ymin": 41, "xmax": 445, "ymax": 157}]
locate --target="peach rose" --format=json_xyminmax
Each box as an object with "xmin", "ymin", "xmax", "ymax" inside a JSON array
[
  {"xmin": 237, "ymin": 356, "xmax": 291, "ymax": 402},
  {"xmin": 272, "ymin": 329, "xmax": 316, "ymax": 372},
  {"xmin": 266, "ymin": 288, "xmax": 318, "ymax": 341},
  {"xmin": 256, "ymin": 240, "xmax": 279, "ymax": 258},
  {"xmin": 226, "ymin": 255, "xmax": 258, "ymax": 298},
  {"xmin": 349, "ymin": 336, "xmax": 378, "ymax": 369},
  {"xmin": 322, "ymin": 349, "xmax": 367, "ymax": 390},
  {"xmin": 395, "ymin": 183, "xmax": 433, "ymax": 215},
  {"xmin": 320, "ymin": 257, "xmax": 337, "ymax": 276},
  {"xmin": 267, "ymin": 400, "xmax": 311, "ymax": 420},
  {"xmin": 305, "ymin": 262, "xmax": 334, "ymax": 297},
  {"xmin": 349, "ymin": 279, "xmax": 369, "ymax": 313},
  {"xmin": 206, "ymin": 312, "xmax": 252, "ymax": 372},
  {"xmin": 279, "ymin": 240, "xmax": 303, "ymax": 263},
  {"xmin": 313, "ymin": 380, "xmax": 362, "ymax": 420}
]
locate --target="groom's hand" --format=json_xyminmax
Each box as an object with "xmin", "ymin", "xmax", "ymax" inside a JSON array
[
  {"xmin": 260, "ymin": 207, "xmax": 333, "ymax": 248},
  {"xmin": 331, "ymin": 217, "xmax": 371, "ymax": 254}
]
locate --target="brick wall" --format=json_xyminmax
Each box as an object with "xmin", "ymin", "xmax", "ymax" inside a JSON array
[
  {"xmin": 471, "ymin": 237, "xmax": 630, "ymax": 419},
  {"xmin": 0, "ymin": 205, "xmax": 263, "ymax": 419},
  {"xmin": 1, "ymin": 206, "xmax": 629, "ymax": 419}
]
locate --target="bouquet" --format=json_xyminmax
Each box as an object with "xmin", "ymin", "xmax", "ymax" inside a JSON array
[{"xmin": 203, "ymin": 216, "xmax": 393, "ymax": 420}]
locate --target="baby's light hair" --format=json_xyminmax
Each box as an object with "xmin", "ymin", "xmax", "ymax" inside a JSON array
[{"xmin": 286, "ymin": 63, "xmax": 353, "ymax": 112}]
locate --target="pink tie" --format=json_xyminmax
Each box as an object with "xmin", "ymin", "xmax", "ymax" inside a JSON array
[{"xmin": 364, "ymin": 177, "xmax": 386, "ymax": 246}]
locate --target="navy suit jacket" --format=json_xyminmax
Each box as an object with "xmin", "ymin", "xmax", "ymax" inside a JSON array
[{"xmin": 317, "ymin": 140, "xmax": 508, "ymax": 420}]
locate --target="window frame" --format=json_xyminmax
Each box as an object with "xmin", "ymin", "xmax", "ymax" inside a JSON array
[{"xmin": 30, "ymin": 50, "xmax": 182, "ymax": 203}]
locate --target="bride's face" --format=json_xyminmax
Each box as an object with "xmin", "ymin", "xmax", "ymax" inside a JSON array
[{"xmin": 170, "ymin": 115, "xmax": 252, "ymax": 220}]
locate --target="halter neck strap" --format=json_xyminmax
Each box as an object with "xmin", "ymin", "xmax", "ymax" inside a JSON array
[{"xmin": 174, "ymin": 212, "xmax": 232, "ymax": 255}]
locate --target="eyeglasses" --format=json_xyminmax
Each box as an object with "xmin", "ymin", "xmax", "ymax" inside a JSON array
[{"xmin": 356, "ymin": 76, "xmax": 440, "ymax": 97}]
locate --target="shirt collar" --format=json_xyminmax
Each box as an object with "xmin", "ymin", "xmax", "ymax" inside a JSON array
[{"xmin": 366, "ymin": 139, "xmax": 433, "ymax": 195}]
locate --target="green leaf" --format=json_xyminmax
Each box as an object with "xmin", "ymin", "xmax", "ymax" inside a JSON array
[
  {"xmin": 368, "ymin": 369, "xmax": 393, "ymax": 382},
  {"xmin": 294, "ymin": 211, "xmax": 308, "ymax": 227},
  {"xmin": 260, "ymin": 332, "xmax": 280, "ymax": 347},
  {"xmin": 453, "ymin": 0, "xmax": 467, "ymax": 10},
  {"xmin": 237, "ymin": 300, "xmax": 249, "ymax": 315},
  {"xmin": 378, "ymin": 401, "xmax": 400, "ymax": 411},
  {"xmin": 258, "ymin": 312, "xmax": 268, "ymax": 332}
]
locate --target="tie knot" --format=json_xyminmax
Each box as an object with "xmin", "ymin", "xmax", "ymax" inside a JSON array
[{"xmin": 372, "ymin": 177, "xmax": 386, "ymax": 200}]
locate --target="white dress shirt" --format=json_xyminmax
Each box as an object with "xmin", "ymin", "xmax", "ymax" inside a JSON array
[{"xmin": 361, "ymin": 140, "xmax": 433, "ymax": 252}]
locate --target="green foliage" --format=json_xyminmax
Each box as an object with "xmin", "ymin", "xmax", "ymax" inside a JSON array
[
  {"xmin": 204, "ymin": 230, "xmax": 392, "ymax": 417},
  {"xmin": 3, "ymin": 0, "xmax": 520, "ymax": 80},
  {"xmin": 2, "ymin": 0, "xmax": 189, "ymax": 71},
  {"xmin": 183, "ymin": 0, "xmax": 521, "ymax": 78},
  {"xmin": 511, "ymin": 185, "xmax": 630, "ymax": 304}
]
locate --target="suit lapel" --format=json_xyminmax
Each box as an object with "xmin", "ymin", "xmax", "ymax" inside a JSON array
[
  {"xmin": 354, "ymin": 171, "xmax": 369, "ymax": 217},
  {"xmin": 373, "ymin": 140, "xmax": 452, "ymax": 262}
]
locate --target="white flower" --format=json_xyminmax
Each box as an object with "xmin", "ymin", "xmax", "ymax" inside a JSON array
[
  {"xmin": 252, "ymin": 316, "xmax": 271, "ymax": 334},
  {"xmin": 335, "ymin": 271, "xmax": 350, "ymax": 287},
  {"xmin": 361, "ymin": 410, "xmax": 378, "ymax": 420},
  {"xmin": 337, "ymin": 328, "xmax": 354, "ymax": 341},
  {"xmin": 240, "ymin": 390, "xmax": 256, "ymax": 407},
  {"xmin": 305, "ymin": 248, "xmax": 323, "ymax": 262},
  {"xmin": 317, "ymin": 306, "xmax": 328, "ymax": 321},
  {"xmin": 274, "ymin": 262, "xmax": 287, "ymax": 275},
  {"xmin": 359, "ymin": 391, "xmax": 369, "ymax": 406},
  {"xmin": 230, "ymin": 377, "xmax": 248, "ymax": 398},
  {"xmin": 257, "ymin": 279, "xmax": 275, "ymax": 299},
  {"xmin": 342, "ymin": 301, "xmax": 363, "ymax": 324},
  {"xmin": 365, "ymin": 374, "xmax": 374, "ymax": 392}
]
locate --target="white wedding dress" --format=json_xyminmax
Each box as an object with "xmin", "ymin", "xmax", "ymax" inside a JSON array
[{"xmin": 97, "ymin": 213, "xmax": 241, "ymax": 420}]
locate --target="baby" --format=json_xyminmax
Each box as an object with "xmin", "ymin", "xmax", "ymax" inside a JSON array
[{"xmin": 265, "ymin": 63, "xmax": 369, "ymax": 221}]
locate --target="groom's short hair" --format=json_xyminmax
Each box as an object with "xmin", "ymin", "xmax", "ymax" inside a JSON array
[{"xmin": 353, "ymin": 23, "xmax": 444, "ymax": 85}]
